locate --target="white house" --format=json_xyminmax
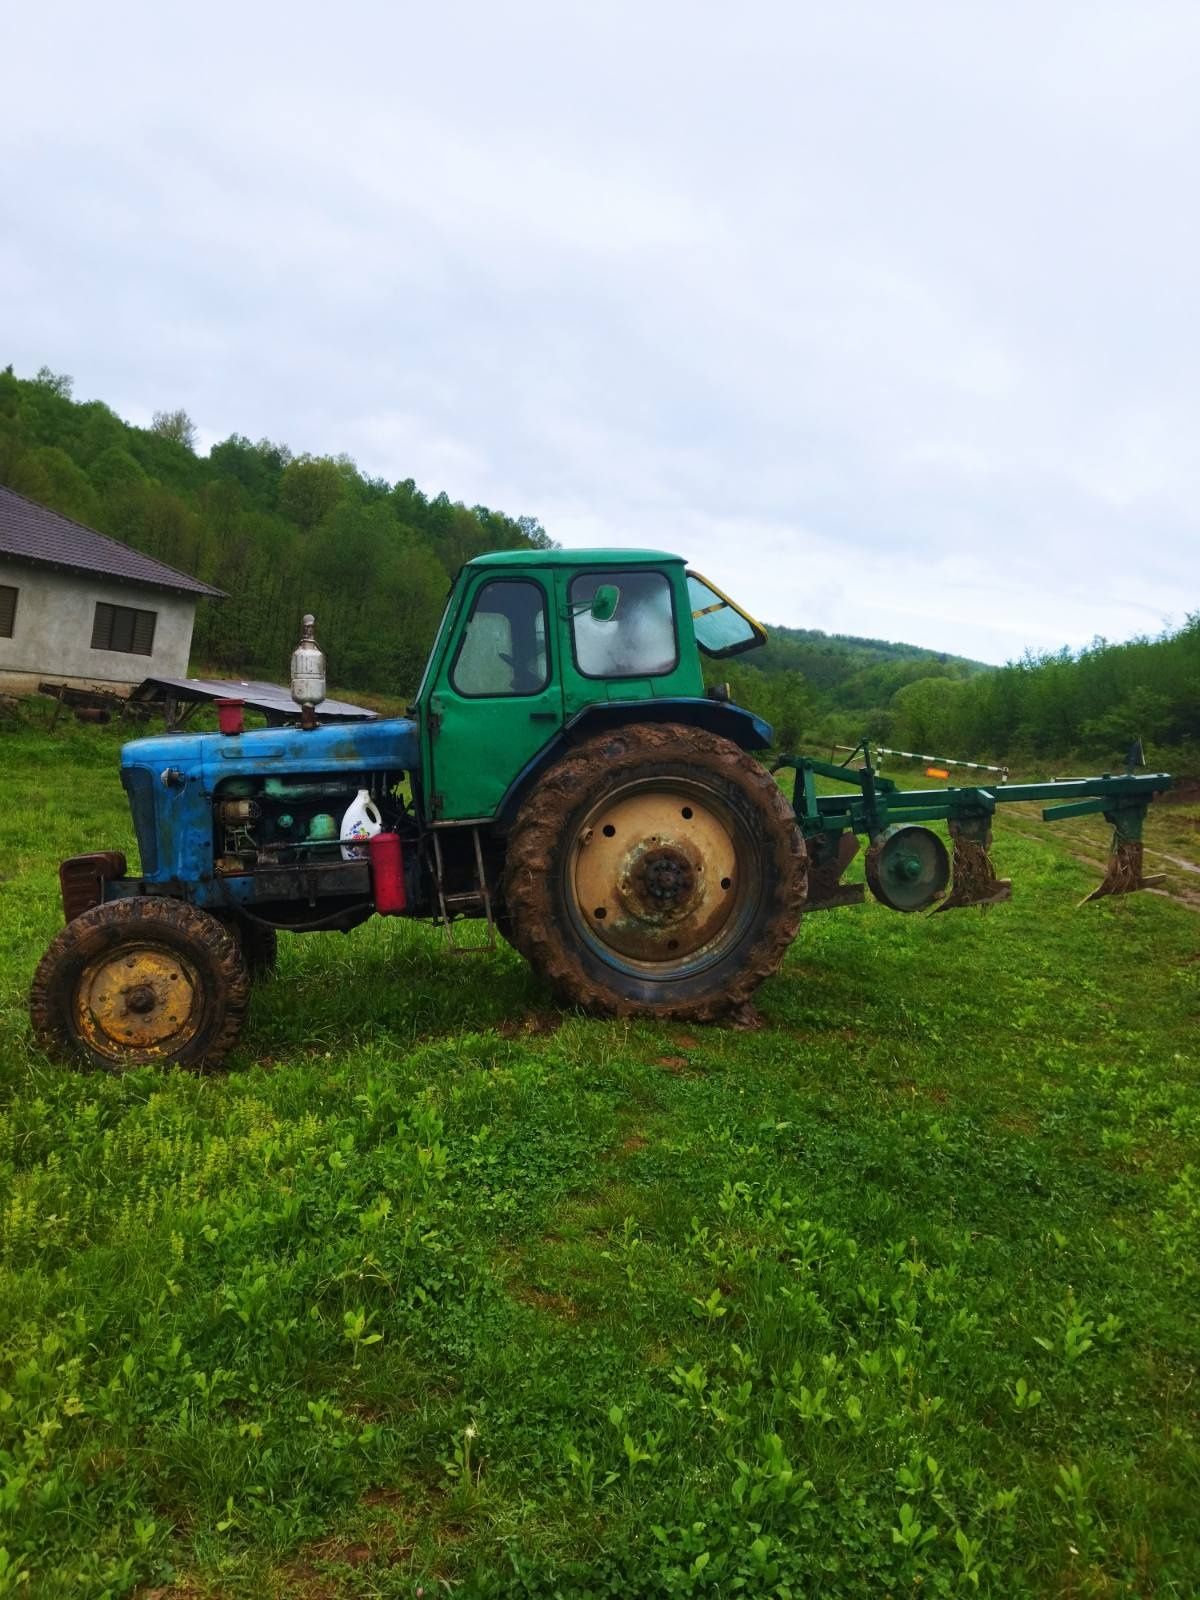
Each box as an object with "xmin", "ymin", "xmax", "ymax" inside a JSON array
[{"xmin": 0, "ymin": 485, "xmax": 224, "ymax": 695}]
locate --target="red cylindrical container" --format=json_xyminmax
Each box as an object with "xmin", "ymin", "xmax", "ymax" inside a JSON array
[
  {"xmin": 369, "ymin": 831, "xmax": 406, "ymax": 915},
  {"xmin": 215, "ymin": 697, "xmax": 245, "ymax": 736}
]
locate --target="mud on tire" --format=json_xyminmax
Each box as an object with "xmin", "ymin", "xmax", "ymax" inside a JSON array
[
  {"xmin": 216, "ymin": 913, "xmax": 279, "ymax": 979},
  {"xmin": 29, "ymin": 897, "xmax": 251, "ymax": 1071},
  {"xmin": 502, "ymin": 722, "xmax": 806, "ymax": 1020}
]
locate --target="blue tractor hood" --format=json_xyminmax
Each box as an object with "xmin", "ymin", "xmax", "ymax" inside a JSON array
[
  {"xmin": 117, "ymin": 718, "xmax": 422, "ymax": 894},
  {"xmin": 121, "ymin": 717, "xmax": 422, "ymax": 789}
]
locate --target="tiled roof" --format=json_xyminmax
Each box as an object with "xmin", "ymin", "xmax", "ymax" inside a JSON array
[{"xmin": 0, "ymin": 484, "xmax": 226, "ymax": 597}]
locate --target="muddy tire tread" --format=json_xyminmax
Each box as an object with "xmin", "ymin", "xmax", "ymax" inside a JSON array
[
  {"xmin": 29, "ymin": 897, "xmax": 251, "ymax": 1070},
  {"xmin": 502, "ymin": 722, "xmax": 806, "ymax": 1020},
  {"xmin": 217, "ymin": 914, "xmax": 279, "ymax": 979}
]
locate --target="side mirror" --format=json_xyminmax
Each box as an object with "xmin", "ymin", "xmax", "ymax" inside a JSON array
[{"xmin": 590, "ymin": 584, "xmax": 620, "ymax": 622}]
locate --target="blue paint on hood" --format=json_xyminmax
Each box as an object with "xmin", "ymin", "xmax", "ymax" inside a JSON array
[{"xmin": 121, "ymin": 717, "xmax": 422, "ymax": 788}]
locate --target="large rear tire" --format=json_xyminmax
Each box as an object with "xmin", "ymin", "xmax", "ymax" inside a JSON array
[
  {"xmin": 502, "ymin": 723, "xmax": 806, "ymax": 1020},
  {"xmin": 30, "ymin": 898, "xmax": 250, "ymax": 1071}
]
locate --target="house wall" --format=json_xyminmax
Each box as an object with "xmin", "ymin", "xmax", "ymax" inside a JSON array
[{"xmin": 0, "ymin": 559, "xmax": 198, "ymax": 694}]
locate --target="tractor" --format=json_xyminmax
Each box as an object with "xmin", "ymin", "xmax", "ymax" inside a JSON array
[{"xmin": 29, "ymin": 548, "xmax": 1172, "ymax": 1069}]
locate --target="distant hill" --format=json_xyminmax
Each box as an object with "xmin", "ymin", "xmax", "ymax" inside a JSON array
[
  {"xmin": 737, "ymin": 612, "xmax": 1197, "ymax": 770},
  {"xmin": 759, "ymin": 622, "xmax": 987, "ymax": 698},
  {"xmin": 763, "ymin": 621, "xmax": 985, "ymax": 668}
]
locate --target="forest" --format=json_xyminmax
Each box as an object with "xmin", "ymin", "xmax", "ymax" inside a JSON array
[{"xmin": 2, "ymin": 365, "xmax": 1195, "ymax": 769}]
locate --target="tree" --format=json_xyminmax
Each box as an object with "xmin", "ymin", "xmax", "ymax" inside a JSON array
[
  {"xmin": 88, "ymin": 445, "xmax": 148, "ymax": 495},
  {"xmin": 278, "ymin": 455, "xmax": 345, "ymax": 531},
  {"xmin": 151, "ymin": 408, "xmax": 198, "ymax": 451},
  {"xmin": 33, "ymin": 366, "xmax": 73, "ymax": 398}
]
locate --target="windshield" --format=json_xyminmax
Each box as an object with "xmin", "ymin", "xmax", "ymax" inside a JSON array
[{"xmin": 686, "ymin": 572, "xmax": 767, "ymax": 658}]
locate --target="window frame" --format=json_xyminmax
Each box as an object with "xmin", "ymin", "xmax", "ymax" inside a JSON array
[
  {"xmin": 448, "ymin": 576, "xmax": 552, "ymax": 700},
  {"xmin": 0, "ymin": 583, "xmax": 16, "ymax": 640},
  {"xmin": 568, "ymin": 567, "xmax": 680, "ymax": 681},
  {"xmin": 90, "ymin": 600, "xmax": 158, "ymax": 657}
]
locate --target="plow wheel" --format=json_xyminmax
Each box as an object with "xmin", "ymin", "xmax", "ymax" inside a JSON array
[
  {"xmin": 865, "ymin": 824, "xmax": 950, "ymax": 913},
  {"xmin": 29, "ymin": 898, "xmax": 250, "ymax": 1071},
  {"xmin": 502, "ymin": 723, "xmax": 807, "ymax": 1020}
]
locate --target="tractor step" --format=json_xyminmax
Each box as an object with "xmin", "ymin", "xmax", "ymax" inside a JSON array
[{"xmin": 431, "ymin": 827, "xmax": 496, "ymax": 953}]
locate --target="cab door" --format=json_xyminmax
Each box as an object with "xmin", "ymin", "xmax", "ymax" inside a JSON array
[{"xmin": 427, "ymin": 572, "xmax": 561, "ymax": 821}]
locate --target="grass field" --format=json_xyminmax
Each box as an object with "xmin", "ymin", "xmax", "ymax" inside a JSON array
[{"xmin": 1, "ymin": 718, "xmax": 1197, "ymax": 1598}]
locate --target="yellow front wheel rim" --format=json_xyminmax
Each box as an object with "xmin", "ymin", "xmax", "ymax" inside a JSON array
[{"xmin": 76, "ymin": 943, "xmax": 202, "ymax": 1060}]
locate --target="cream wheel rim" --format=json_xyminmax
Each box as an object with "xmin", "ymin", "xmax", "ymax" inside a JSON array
[{"xmin": 570, "ymin": 783, "xmax": 748, "ymax": 968}]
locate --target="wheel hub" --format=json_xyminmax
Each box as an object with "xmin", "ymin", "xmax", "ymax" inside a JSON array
[
  {"xmin": 633, "ymin": 845, "xmax": 696, "ymax": 909},
  {"xmin": 573, "ymin": 788, "xmax": 742, "ymax": 966},
  {"xmin": 77, "ymin": 944, "xmax": 201, "ymax": 1058}
]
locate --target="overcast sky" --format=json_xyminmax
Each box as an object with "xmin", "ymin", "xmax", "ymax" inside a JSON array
[{"xmin": 2, "ymin": 2, "xmax": 1196, "ymax": 663}]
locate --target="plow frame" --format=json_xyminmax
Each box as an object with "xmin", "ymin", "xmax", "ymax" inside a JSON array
[{"xmin": 774, "ymin": 746, "xmax": 1173, "ymax": 911}]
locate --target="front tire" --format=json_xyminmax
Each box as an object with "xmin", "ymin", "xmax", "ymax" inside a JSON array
[
  {"xmin": 216, "ymin": 913, "xmax": 279, "ymax": 979},
  {"xmin": 502, "ymin": 723, "xmax": 806, "ymax": 1020},
  {"xmin": 30, "ymin": 897, "xmax": 251, "ymax": 1071}
]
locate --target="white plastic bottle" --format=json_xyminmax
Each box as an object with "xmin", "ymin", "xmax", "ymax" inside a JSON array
[{"xmin": 340, "ymin": 789, "xmax": 382, "ymax": 861}]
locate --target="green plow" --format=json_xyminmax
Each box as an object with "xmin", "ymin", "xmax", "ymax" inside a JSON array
[{"xmin": 774, "ymin": 743, "xmax": 1172, "ymax": 914}]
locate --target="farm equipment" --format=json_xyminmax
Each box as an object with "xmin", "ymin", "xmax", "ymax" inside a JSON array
[{"xmin": 29, "ymin": 549, "xmax": 1173, "ymax": 1069}]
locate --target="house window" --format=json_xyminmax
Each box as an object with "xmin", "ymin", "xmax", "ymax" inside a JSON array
[
  {"xmin": 91, "ymin": 601, "xmax": 157, "ymax": 656},
  {"xmin": 0, "ymin": 585, "xmax": 15, "ymax": 639}
]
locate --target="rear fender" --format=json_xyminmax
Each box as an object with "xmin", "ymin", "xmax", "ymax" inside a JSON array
[{"xmin": 494, "ymin": 698, "xmax": 773, "ymax": 827}]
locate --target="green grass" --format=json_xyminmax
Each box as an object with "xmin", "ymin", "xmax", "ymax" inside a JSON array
[{"xmin": 1, "ymin": 719, "xmax": 1198, "ymax": 1598}]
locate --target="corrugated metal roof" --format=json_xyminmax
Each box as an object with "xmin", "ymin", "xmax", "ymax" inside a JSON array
[
  {"xmin": 0, "ymin": 484, "xmax": 226, "ymax": 597},
  {"xmin": 133, "ymin": 676, "xmax": 377, "ymax": 722}
]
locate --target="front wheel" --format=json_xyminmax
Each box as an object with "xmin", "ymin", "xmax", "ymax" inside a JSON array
[
  {"xmin": 502, "ymin": 723, "xmax": 806, "ymax": 1020},
  {"xmin": 29, "ymin": 897, "xmax": 251, "ymax": 1071}
]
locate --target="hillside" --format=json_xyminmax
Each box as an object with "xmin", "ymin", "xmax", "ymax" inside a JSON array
[{"xmin": 729, "ymin": 622, "xmax": 990, "ymax": 750}]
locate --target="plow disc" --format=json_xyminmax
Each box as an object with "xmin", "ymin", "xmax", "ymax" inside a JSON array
[{"xmin": 865, "ymin": 824, "xmax": 950, "ymax": 913}]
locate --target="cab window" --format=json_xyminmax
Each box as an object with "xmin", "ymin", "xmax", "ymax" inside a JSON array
[
  {"xmin": 570, "ymin": 570, "xmax": 677, "ymax": 678},
  {"xmin": 686, "ymin": 572, "xmax": 766, "ymax": 657},
  {"xmin": 451, "ymin": 579, "xmax": 548, "ymax": 696}
]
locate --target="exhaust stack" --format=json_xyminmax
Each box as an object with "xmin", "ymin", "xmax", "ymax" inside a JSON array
[{"xmin": 290, "ymin": 614, "xmax": 326, "ymax": 731}]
